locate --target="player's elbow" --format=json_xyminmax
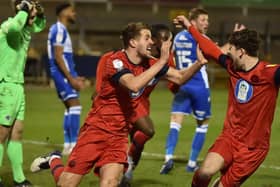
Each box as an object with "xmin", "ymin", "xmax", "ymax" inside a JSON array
[
  {"xmin": 176, "ymin": 78, "xmax": 184, "ymax": 85},
  {"xmin": 5, "ymin": 24, "xmax": 20, "ymax": 33},
  {"xmin": 122, "ymin": 80, "xmax": 141, "ymax": 93},
  {"xmin": 128, "ymin": 84, "xmax": 142, "ymax": 93},
  {"xmin": 174, "ymin": 75, "xmax": 185, "ymax": 85},
  {"xmin": 120, "ymin": 75, "xmax": 142, "ymax": 93},
  {"xmin": 54, "ymin": 53, "xmax": 61, "ymax": 61},
  {"xmin": 177, "ymin": 71, "xmax": 193, "ymax": 85}
]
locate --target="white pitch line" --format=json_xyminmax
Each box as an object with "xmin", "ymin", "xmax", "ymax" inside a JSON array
[
  {"xmin": 23, "ymin": 139, "xmax": 280, "ymax": 171},
  {"xmin": 23, "ymin": 139, "xmax": 63, "ymax": 147}
]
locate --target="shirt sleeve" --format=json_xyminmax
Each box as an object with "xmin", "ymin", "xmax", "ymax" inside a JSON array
[
  {"xmin": 188, "ymin": 25, "xmax": 226, "ymax": 67},
  {"xmin": 28, "ymin": 16, "xmax": 46, "ymax": 33},
  {"xmin": 0, "ymin": 11, "xmax": 28, "ymax": 34},
  {"xmin": 106, "ymin": 58, "xmax": 132, "ymax": 84},
  {"xmin": 53, "ymin": 26, "xmax": 67, "ymax": 46},
  {"xmin": 218, "ymin": 54, "xmax": 231, "ymax": 69},
  {"xmin": 155, "ymin": 64, "xmax": 169, "ymax": 79},
  {"xmin": 274, "ymin": 67, "xmax": 280, "ymax": 87}
]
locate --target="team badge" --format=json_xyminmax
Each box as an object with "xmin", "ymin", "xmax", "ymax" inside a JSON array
[
  {"xmin": 112, "ymin": 59, "xmax": 124, "ymax": 71},
  {"xmin": 5, "ymin": 115, "xmax": 10, "ymax": 121},
  {"xmin": 234, "ymin": 79, "xmax": 253, "ymax": 103}
]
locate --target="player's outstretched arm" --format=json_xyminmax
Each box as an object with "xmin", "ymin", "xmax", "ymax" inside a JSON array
[
  {"xmin": 119, "ymin": 39, "xmax": 171, "ymax": 93},
  {"xmin": 165, "ymin": 45, "xmax": 208, "ymax": 85},
  {"xmin": 173, "ymin": 15, "xmax": 223, "ymax": 61}
]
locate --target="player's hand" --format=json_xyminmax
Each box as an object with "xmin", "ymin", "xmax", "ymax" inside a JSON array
[
  {"xmin": 173, "ymin": 15, "xmax": 191, "ymax": 29},
  {"xmin": 16, "ymin": 0, "xmax": 35, "ymax": 13},
  {"xmin": 196, "ymin": 45, "xmax": 208, "ymax": 66},
  {"xmin": 159, "ymin": 34, "xmax": 172, "ymax": 63},
  {"xmin": 233, "ymin": 23, "xmax": 246, "ymax": 32},
  {"xmin": 70, "ymin": 77, "xmax": 86, "ymax": 91},
  {"xmin": 34, "ymin": 0, "xmax": 44, "ymax": 17}
]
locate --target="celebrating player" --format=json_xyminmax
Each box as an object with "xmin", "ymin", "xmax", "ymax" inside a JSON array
[
  {"xmin": 160, "ymin": 8, "xmax": 211, "ymax": 174},
  {"xmin": 47, "ymin": 2, "xmax": 84, "ymax": 155},
  {"xmin": 31, "ymin": 22, "xmax": 172, "ymax": 187},
  {"xmin": 121, "ymin": 23, "xmax": 208, "ymax": 186},
  {"xmin": 174, "ymin": 15, "xmax": 280, "ymax": 186},
  {"xmin": 0, "ymin": 0, "xmax": 45, "ymax": 186}
]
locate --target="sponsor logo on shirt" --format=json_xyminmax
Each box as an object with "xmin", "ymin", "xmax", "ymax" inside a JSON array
[
  {"xmin": 130, "ymin": 77, "xmax": 158, "ymax": 98},
  {"xmin": 234, "ymin": 79, "xmax": 253, "ymax": 103},
  {"xmin": 130, "ymin": 88, "xmax": 145, "ymax": 98}
]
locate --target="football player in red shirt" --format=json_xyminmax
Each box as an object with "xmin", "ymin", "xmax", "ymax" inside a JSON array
[
  {"xmin": 174, "ymin": 15, "xmax": 280, "ymax": 187},
  {"xmin": 31, "ymin": 22, "xmax": 172, "ymax": 187},
  {"xmin": 121, "ymin": 24, "xmax": 208, "ymax": 185},
  {"xmin": 31, "ymin": 22, "xmax": 206, "ymax": 187}
]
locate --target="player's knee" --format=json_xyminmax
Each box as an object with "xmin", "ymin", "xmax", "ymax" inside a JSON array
[
  {"xmin": 100, "ymin": 177, "xmax": 119, "ymax": 187},
  {"xmin": 198, "ymin": 167, "xmax": 216, "ymax": 179},
  {"xmin": 57, "ymin": 179, "xmax": 77, "ymax": 187},
  {"xmin": 197, "ymin": 118, "xmax": 210, "ymax": 126},
  {"xmin": 0, "ymin": 126, "xmax": 11, "ymax": 143},
  {"xmin": 11, "ymin": 127, "xmax": 24, "ymax": 141},
  {"xmin": 144, "ymin": 128, "xmax": 155, "ymax": 138}
]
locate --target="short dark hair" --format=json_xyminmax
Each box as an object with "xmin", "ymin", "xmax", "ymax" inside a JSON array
[
  {"xmin": 188, "ymin": 8, "xmax": 208, "ymax": 21},
  {"xmin": 56, "ymin": 2, "xmax": 72, "ymax": 16},
  {"xmin": 228, "ymin": 29, "xmax": 260, "ymax": 57},
  {"xmin": 151, "ymin": 24, "xmax": 171, "ymax": 42},
  {"xmin": 121, "ymin": 22, "xmax": 151, "ymax": 49}
]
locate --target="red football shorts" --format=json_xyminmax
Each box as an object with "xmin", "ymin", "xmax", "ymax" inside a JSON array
[
  {"xmin": 129, "ymin": 101, "xmax": 149, "ymax": 124},
  {"xmin": 64, "ymin": 123, "xmax": 129, "ymax": 176},
  {"xmin": 209, "ymin": 133, "xmax": 268, "ymax": 186}
]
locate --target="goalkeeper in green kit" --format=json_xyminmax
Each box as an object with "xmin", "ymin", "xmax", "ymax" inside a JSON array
[{"xmin": 0, "ymin": 0, "xmax": 45, "ymax": 186}]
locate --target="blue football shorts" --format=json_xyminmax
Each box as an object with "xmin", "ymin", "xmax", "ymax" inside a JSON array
[
  {"xmin": 51, "ymin": 71, "xmax": 79, "ymax": 101},
  {"xmin": 171, "ymin": 86, "xmax": 211, "ymax": 120}
]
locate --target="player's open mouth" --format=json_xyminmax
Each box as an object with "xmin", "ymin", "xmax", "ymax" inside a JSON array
[{"xmin": 147, "ymin": 47, "xmax": 152, "ymax": 51}]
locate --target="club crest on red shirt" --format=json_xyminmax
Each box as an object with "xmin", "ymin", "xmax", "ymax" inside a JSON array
[{"xmin": 234, "ymin": 79, "xmax": 253, "ymax": 103}]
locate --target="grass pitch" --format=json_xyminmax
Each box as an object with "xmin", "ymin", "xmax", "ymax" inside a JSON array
[{"xmin": 1, "ymin": 86, "xmax": 280, "ymax": 186}]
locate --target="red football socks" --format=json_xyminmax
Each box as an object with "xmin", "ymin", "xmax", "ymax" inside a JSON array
[
  {"xmin": 191, "ymin": 170, "xmax": 211, "ymax": 187},
  {"xmin": 50, "ymin": 158, "xmax": 64, "ymax": 183},
  {"xmin": 128, "ymin": 131, "xmax": 151, "ymax": 166}
]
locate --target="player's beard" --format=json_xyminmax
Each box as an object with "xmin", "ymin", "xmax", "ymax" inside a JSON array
[
  {"xmin": 138, "ymin": 45, "xmax": 153, "ymax": 59},
  {"xmin": 68, "ymin": 17, "xmax": 76, "ymax": 24},
  {"xmin": 228, "ymin": 53, "xmax": 245, "ymax": 71},
  {"xmin": 232, "ymin": 61, "xmax": 245, "ymax": 71}
]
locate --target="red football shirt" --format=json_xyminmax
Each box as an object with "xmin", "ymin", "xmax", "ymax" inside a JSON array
[
  {"xmin": 128, "ymin": 56, "xmax": 170, "ymax": 123},
  {"xmin": 224, "ymin": 59, "xmax": 280, "ymax": 149},
  {"xmin": 189, "ymin": 25, "xmax": 280, "ymax": 149},
  {"xmin": 86, "ymin": 51, "xmax": 168, "ymax": 135},
  {"xmin": 95, "ymin": 51, "xmax": 116, "ymax": 94}
]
